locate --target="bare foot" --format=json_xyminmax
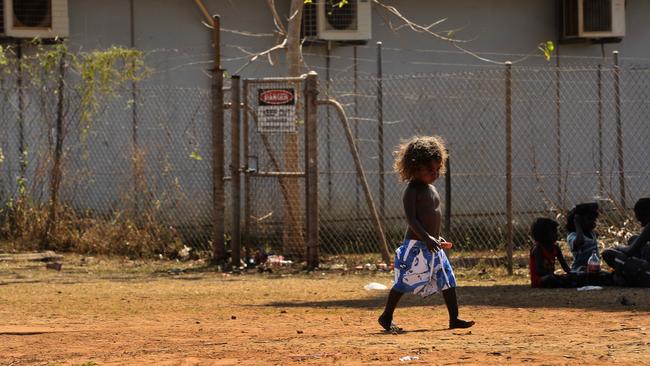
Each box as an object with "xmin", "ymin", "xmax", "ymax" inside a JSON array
[
  {"xmin": 378, "ymin": 314, "xmax": 403, "ymax": 334},
  {"xmin": 449, "ymin": 318, "xmax": 475, "ymax": 329}
]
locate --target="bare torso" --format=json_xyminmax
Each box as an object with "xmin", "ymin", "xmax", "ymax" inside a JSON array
[{"xmin": 403, "ymin": 180, "xmax": 441, "ymax": 241}]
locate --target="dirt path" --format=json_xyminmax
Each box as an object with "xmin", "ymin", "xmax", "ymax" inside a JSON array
[{"xmin": 1, "ymin": 259, "xmax": 649, "ymax": 365}]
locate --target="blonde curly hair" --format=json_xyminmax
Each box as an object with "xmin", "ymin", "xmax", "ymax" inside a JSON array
[{"xmin": 393, "ymin": 135, "xmax": 447, "ymax": 182}]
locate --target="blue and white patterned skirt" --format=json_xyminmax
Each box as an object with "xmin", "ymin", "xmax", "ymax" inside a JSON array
[{"xmin": 393, "ymin": 239, "xmax": 457, "ymax": 298}]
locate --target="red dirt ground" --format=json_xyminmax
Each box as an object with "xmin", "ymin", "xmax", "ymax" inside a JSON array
[{"xmin": 1, "ymin": 257, "xmax": 649, "ymax": 365}]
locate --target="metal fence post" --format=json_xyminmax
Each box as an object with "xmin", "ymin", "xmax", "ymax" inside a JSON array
[
  {"xmin": 353, "ymin": 46, "xmax": 361, "ymax": 220},
  {"xmin": 555, "ymin": 57, "xmax": 563, "ymax": 210},
  {"xmin": 305, "ymin": 71, "xmax": 319, "ymax": 269},
  {"xmin": 505, "ymin": 61, "xmax": 514, "ymax": 275},
  {"xmin": 377, "ymin": 41, "xmax": 385, "ymax": 222},
  {"xmin": 211, "ymin": 14, "xmax": 226, "ymax": 265},
  {"xmin": 444, "ymin": 151, "xmax": 452, "ymax": 235},
  {"xmin": 242, "ymin": 79, "xmax": 250, "ymax": 251},
  {"xmin": 613, "ymin": 51, "xmax": 626, "ymax": 209},
  {"xmin": 16, "ymin": 42, "xmax": 26, "ymax": 202},
  {"xmin": 230, "ymin": 75, "xmax": 241, "ymax": 270},
  {"xmin": 597, "ymin": 64, "xmax": 604, "ymax": 196}
]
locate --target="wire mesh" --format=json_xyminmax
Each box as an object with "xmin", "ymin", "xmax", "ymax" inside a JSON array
[
  {"xmin": 318, "ymin": 64, "xmax": 650, "ymax": 267},
  {"xmin": 0, "ymin": 65, "xmax": 230, "ymax": 255},
  {"xmin": 3, "ymin": 51, "xmax": 650, "ymax": 267}
]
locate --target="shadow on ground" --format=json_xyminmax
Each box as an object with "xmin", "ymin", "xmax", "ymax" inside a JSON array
[{"xmin": 264, "ymin": 284, "xmax": 650, "ymax": 313}]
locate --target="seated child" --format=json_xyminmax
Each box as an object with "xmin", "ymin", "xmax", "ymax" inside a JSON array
[
  {"xmin": 602, "ymin": 198, "xmax": 650, "ymax": 287},
  {"xmin": 529, "ymin": 218, "xmax": 574, "ymax": 288},
  {"xmin": 566, "ymin": 203, "xmax": 600, "ymax": 272}
]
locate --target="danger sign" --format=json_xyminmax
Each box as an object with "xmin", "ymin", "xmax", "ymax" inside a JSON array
[{"xmin": 257, "ymin": 88, "xmax": 297, "ymax": 133}]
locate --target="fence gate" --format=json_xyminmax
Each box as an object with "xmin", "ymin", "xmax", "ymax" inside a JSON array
[{"xmin": 241, "ymin": 74, "xmax": 318, "ymax": 265}]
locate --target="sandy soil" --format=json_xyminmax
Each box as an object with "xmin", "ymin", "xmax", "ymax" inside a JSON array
[{"xmin": 1, "ymin": 257, "xmax": 649, "ymax": 365}]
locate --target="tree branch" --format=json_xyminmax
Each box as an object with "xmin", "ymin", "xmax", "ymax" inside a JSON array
[
  {"xmin": 267, "ymin": 0, "xmax": 288, "ymax": 36},
  {"xmin": 373, "ymin": 0, "xmax": 550, "ymax": 65},
  {"xmin": 235, "ymin": 38, "xmax": 287, "ymax": 74}
]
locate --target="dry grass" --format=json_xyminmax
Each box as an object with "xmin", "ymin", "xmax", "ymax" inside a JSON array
[{"xmin": 0, "ymin": 203, "xmax": 184, "ymax": 258}]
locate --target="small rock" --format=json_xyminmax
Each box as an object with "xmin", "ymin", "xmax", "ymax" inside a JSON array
[
  {"xmin": 297, "ymin": 330, "xmax": 303, "ymax": 334},
  {"xmin": 280, "ymin": 310, "xmax": 287, "ymax": 314},
  {"xmin": 231, "ymin": 316, "xmax": 237, "ymax": 320}
]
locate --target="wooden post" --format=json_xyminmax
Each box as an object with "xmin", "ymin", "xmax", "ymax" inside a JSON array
[
  {"xmin": 211, "ymin": 15, "xmax": 226, "ymax": 265},
  {"xmin": 505, "ymin": 61, "xmax": 514, "ymax": 275},
  {"xmin": 230, "ymin": 75, "xmax": 242, "ymax": 270},
  {"xmin": 613, "ymin": 51, "xmax": 626, "ymax": 209},
  {"xmin": 305, "ymin": 72, "xmax": 319, "ymax": 269}
]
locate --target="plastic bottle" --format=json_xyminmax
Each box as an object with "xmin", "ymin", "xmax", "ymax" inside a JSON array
[{"xmin": 587, "ymin": 250, "xmax": 600, "ymax": 274}]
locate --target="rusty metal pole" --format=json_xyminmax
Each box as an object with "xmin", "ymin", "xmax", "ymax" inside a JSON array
[
  {"xmin": 613, "ymin": 51, "xmax": 626, "ymax": 210},
  {"xmin": 597, "ymin": 64, "xmax": 604, "ymax": 196},
  {"xmin": 555, "ymin": 54, "xmax": 563, "ymax": 210},
  {"xmin": 444, "ymin": 151, "xmax": 451, "ymax": 235},
  {"xmin": 230, "ymin": 75, "xmax": 242, "ymax": 270},
  {"xmin": 242, "ymin": 80, "xmax": 251, "ymax": 249},
  {"xmin": 211, "ymin": 15, "xmax": 226, "ymax": 265},
  {"xmin": 377, "ymin": 42, "xmax": 385, "ymax": 223},
  {"xmin": 16, "ymin": 42, "xmax": 26, "ymax": 202},
  {"xmin": 505, "ymin": 61, "xmax": 514, "ymax": 275},
  {"xmin": 353, "ymin": 46, "xmax": 361, "ymax": 219},
  {"xmin": 305, "ymin": 72, "xmax": 319, "ymax": 269}
]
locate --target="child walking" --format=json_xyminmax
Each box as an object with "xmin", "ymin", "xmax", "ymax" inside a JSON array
[{"xmin": 378, "ymin": 136, "xmax": 474, "ymax": 332}]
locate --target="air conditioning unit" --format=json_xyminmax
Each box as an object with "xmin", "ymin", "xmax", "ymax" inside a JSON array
[
  {"xmin": 316, "ymin": 0, "xmax": 371, "ymax": 41},
  {"xmin": 562, "ymin": 0, "xmax": 625, "ymax": 40},
  {"xmin": 1, "ymin": 0, "xmax": 69, "ymax": 39}
]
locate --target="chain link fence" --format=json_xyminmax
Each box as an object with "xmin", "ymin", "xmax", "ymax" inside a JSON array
[
  {"xmin": 0, "ymin": 66, "xmax": 230, "ymax": 256},
  {"xmin": 3, "ymin": 54, "xmax": 650, "ymax": 267},
  {"xmin": 319, "ymin": 63, "xmax": 650, "ymax": 267}
]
